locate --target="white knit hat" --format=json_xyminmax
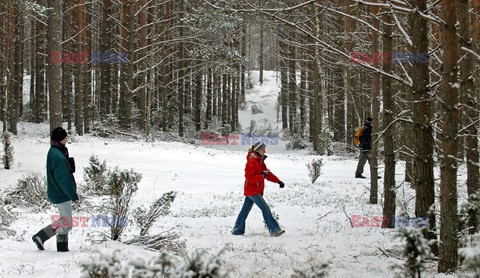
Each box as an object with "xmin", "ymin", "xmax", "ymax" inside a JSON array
[{"xmin": 253, "ymin": 142, "xmax": 266, "ymax": 152}]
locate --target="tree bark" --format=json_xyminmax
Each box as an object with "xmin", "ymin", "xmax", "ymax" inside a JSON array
[
  {"xmin": 438, "ymin": 0, "xmax": 459, "ymax": 272},
  {"xmin": 47, "ymin": 0, "xmax": 63, "ymax": 131},
  {"xmin": 369, "ymin": 0, "xmax": 380, "ymax": 204},
  {"xmin": 411, "ymin": 0, "xmax": 437, "ymax": 254},
  {"xmin": 381, "ymin": 10, "xmax": 396, "ymax": 229},
  {"xmin": 458, "ymin": 0, "xmax": 479, "ymax": 235}
]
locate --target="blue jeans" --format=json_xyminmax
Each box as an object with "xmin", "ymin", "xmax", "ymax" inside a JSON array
[{"xmin": 232, "ymin": 195, "xmax": 281, "ymax": 236}]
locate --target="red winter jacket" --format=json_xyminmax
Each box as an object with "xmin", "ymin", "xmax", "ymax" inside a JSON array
[{"xmin": 244, "ymin": 151, "xmax": 280, "ymax": 196}]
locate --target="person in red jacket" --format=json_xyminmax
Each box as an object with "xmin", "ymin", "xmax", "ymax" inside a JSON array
[{"xmin": 232, "ymin": 142, "xmax": 285, "ymax": 237}]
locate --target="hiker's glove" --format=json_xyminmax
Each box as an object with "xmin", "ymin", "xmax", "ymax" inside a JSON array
[
  {"xmin": 262, "ymin": 170, "xmax": 269, "ymax": 178},
  {"xmin": 278, "ymin": 181, "xmax": 285, "ymax": 189}
]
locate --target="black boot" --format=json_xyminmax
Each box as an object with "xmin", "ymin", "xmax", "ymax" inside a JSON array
[
  {"xmin": 32, "ymin": 225, "xmax": 56, "ymax": 251},
  {"xmin": 56, "ymin": 234, "xmax": 69, "ymax": 252}
]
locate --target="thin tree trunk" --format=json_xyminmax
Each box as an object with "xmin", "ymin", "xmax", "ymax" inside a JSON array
[
  {"xmin": 299, "ymin": 46, "xmax": 306, "ymax": 137},
  {"xmin": 35, "ymin": 0, "xmax": 46, "ymax": 124},
  {"xmin": 369, "ymin": 0, "xmax": 380, "ymax": 204},
  {"xmin": 6, "ymin": 0, "xmax": 17, "ymax": 133},
  {"xmin": 100, "ymin": 0, "xmax": 113, "ymax": 119},
  {"xmin": 259, "ymin": 20, "xmax": 264, "ymax": 85},
  {"xmin": 139, "ymin": 0, "xmax": 148, "ymax": 131},
  {"xmin": 75, "ymin": 0, "xmax": 85, "ymax": 135},
  {"xmin": 288, "ymin": 30, "xmax": 297, "ymax": 134},
  {"xmin": 195, "ymin": 66, "xmax": 202, "ymax": 132},
  {"xmin": 205, "ymin": 67, "xmax": 212, "ymax": 129},
  {"xmin": 382, "ymin": 10, "xmax": 396, "ymax": 229}
]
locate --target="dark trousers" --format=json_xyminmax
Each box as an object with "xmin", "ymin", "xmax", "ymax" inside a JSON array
[{"xmin": 355, "ymin": 150, "xmax": 371, "ymax": 176}]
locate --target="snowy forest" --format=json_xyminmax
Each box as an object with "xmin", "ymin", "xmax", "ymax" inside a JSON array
[{"xmin": 1, "ymin": 0, "xmax": 480, "ymax": 277}]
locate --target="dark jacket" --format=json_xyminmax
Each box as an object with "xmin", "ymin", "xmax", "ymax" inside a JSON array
[
  {"xmin": 359, "ymin": 122, "xmax": 372, "ymax": 150},
  {"xmin": 46, "ymin": 144, "xmax": 78, "ymax": 204},
  {"xmin": 244, "ymin": 151, "xmax": 280, "ymax": 196}
]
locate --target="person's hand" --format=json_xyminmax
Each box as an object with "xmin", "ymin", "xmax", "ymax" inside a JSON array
[
  {"xmin": 278, "ymin": 181, "xmax": 285, "ymax": 188},
  {"xmin": 262, "ymin": 170, "xmax": 269, "ymax": 178}
]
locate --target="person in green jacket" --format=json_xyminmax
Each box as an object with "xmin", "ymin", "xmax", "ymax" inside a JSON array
[{"xmin": 32, "ymin": 127, "xmax": 79, "ymax": 252}]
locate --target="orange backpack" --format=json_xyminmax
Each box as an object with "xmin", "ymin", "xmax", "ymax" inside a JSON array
[{"xmin": 354, "ymin": 126, "xmax": 363, "ymax": 146}]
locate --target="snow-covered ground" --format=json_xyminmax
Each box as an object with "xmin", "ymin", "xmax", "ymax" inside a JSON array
[{"xmin": 0, "ymin": 71, "xmax": 462, "ymax": 277}]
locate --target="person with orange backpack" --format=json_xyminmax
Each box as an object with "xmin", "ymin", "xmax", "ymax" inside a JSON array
[{"xmin": 355, "ymin": 117, "xmax": 379, "ymax": 179}]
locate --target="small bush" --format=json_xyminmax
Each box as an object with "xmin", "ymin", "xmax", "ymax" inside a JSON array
[
  {"xmin": 0, "ymin": 196, "xmax": 16, "ymax": 239},
  {"xmin": 80, "ymin": 250, "xmax": 127, "ymax": 278},
  {"xmin": 133, "ymin": 191, "xmax": 177, "ymax": 236},
  {"xmin": 6, "ymin": 172, "xmax": 49, "ymax": 209},
  {"xmin": 286, "ymin": 137, "xmax": 308, "ymax": 150},
  {"xmin": 307, "ymin": 159, "xmax": 323, "ymax": 184},
  {"xmin": 2, "ymin": 131, "xmax": 14, "ymax": 169},
  {"xmin": 390, "ymin": 227, "xmax": 433, "ymax": 278},
  {"xmin": 103, "ymin": 167, "xmax": 142, "ymax": 240},
  {"xmin": 459, "ymin": 192, "xmax": 480, "ymax": 237},
  {"xmin": 292, "ymin": 263, "xmax": 329, "ymax": 278},
  {"xmin": 81, "ymin": 248, "xmax": 228, "ymax": 278},
  {"xmin": 83, "ymin": 155, "xmax": 109, "ymax": 195},
  {"xmin": 460, "ymin": 233, "xmax": 480, "ymax": 276},
  {"xmin": 175, "ymin": 249, "xmax": 228, "ymax": 278}
]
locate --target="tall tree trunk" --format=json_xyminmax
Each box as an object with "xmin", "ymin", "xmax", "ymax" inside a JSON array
[
  {"xmin": 100, "ymin": 0, "xmax": 113, "ymax": 119},
  {"xmin": 299, "ymin": 46, "xmax": 306, "ymax": 137},
  {"xmin": 63, "ymin": 0, "xmax": 73, "ymax": 130},
  {"xmin": 83, "ymin": 2, "xmax": 91, "ymax": 134},
  {"xmin": 178, "ymin": 0, "xmax": 186, "ymax": 136},
  {"xmin": 138, "ymin": 0, "xmax": 148, "ymax": 131},
  {"xmin": 345, "ymin": 1, "xmax": 358, "ymax": 145},
  {"xmin": 35, "ymin": 0, "xmax": 46, "ymax": 124},
  {"xmin": 438, "ymin": 0, "xmax": 460, "ymax": 272},
  {"xmin": 411, "ymin": 0, "xmax": 437, "ymax": 255},
  {"xmin": 221, "ymin": 73, "xmax": 227, "ymax": 125},
  {"xmin": 15, "ymin": 13, "xmax": 23, "ymax": 120},
  {"xmin": 29, "ymin": 10, "xmax": 35, "ymax": 118},
  {"xmin": 0, "ymin": 0, "xmax": 4, "ymax": 127},
  {"xmin": 382, "ymin": 10, "xmax": 396, "ymax": 229},
  {"xmin": 369, "ymin": 0, "xmax": 380, "ymax": 204},
  {"xmin": 119, "ymin": 0, "xmax": 134, "ymax": 130},
  {"xmin": 288, "ymin": 30, "xmax": 297, "ymax": 134},
  {"xmin": 205, "ymin": 67, "xmax": 212, "ymax": 129},
  {"xmin": 240, "ymin": 24, "xmax": 247, "ymax": 104},
  {"xmin": 312, "ymin": 4, "xmax": 324, "ymax": 154},
  {"xmin": 279, "ymin": 30, "xmax": 288, "ymax": 130},
  {"xmin": 259, "ymin": 20, "xmax": 264, "ymax": 85},
  {"xmin": 195, "ymin": 66, "xmax": 202, "ymax": 132},
  {"xmin": 458, "ymin": 0, "xmax": 479, "ymax": 235},
  {"xmin": 6, "ymin": 0, "xmax": 17, "ymax": 133},
  {"xmin": 75, "ymin": 0, "xmax": 85, "ymax": 135},
  {"xmin": 47, "ymin": 0, "xmax": 63, "ymax": 130}
]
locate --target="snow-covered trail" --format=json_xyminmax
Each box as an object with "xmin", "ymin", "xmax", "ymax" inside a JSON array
[{"xmin": 0, "ymin": 71, "xmax": 459, "ymax": 277}]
